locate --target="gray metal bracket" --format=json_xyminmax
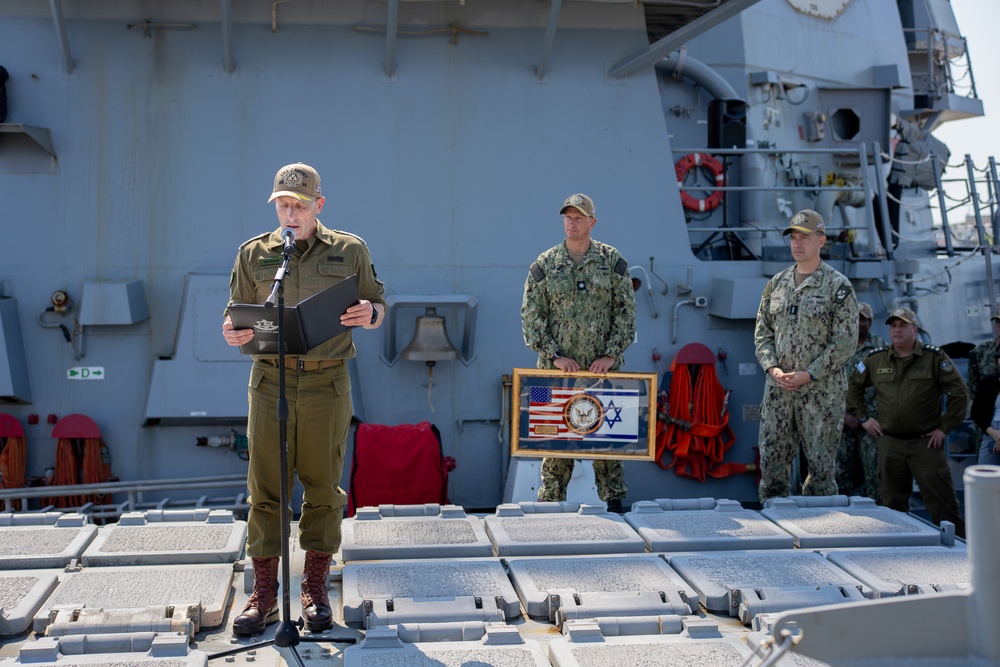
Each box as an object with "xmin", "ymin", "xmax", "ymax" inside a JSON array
[
  {"xmin": 732, "ymin": 585, "xmax": 867, "ymax": 624},
  {"xmin": 363, "ymin": 595, "xmax": 510, "ymax": 629},
  {"xmin": 549, "ymin": 589, "xmax": 696, "ymax": 627}
]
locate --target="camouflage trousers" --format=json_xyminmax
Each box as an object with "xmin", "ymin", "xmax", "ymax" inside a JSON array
[
  {"xmin": 757, "ymin": 380, "xmax": 844, "ymax": 503},
  {"xmin": 835, "ymin": 426, "xmax": 879, "ymax": 502},
  {"xmin": 538, "ymin": 458, "xmax": 627, "ymax": 502}
]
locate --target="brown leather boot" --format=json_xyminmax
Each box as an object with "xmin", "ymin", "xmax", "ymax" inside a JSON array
[
  {"xmin": 232, "ymin": 556, "xmax": 280, "ymax": 636},
  {"xmin": 301, "ymin": 550, "xmax": 333, "ymax": 632}
]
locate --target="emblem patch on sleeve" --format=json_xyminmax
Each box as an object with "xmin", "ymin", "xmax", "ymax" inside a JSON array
[{"xmin": 834, "ymin": 287, "xmax": 849, "ymax": 303}]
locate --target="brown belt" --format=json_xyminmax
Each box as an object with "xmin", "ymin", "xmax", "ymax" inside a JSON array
[{"xmin": 259, "ymin": 357, "xmax": 343, "ymax": 372}]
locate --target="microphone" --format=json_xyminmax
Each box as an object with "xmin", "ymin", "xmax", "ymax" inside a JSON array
[{"xmin": 280, "ymin": 227, "xmax": 295, "ymax": 254}]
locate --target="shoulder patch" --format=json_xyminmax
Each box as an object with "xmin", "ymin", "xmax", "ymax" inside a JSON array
[
  {"xmin": 942, "ymin": 359, "xmax": 954, "ymax": 372},
  {"xmin": 331, "ymin": 229, "xmax": 369, "ymax": 245},
  {"xmin": 613, "ymin": 257, "xmax": 628, "ymax": 277},
  {"xmin": 238, "ymin": 231, "xmax": 271, "ymax": 251},
  {"xmin": 529, "ymin": 262, "xmax": 545, "ymax": 282},
  {"xmin": 833, "ymin": 286, "xmax": 851, "ymax": 304}
]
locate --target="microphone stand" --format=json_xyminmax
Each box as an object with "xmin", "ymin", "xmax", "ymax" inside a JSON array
[{"xmin": 211, "ymin": 242, "xmax": 356, "ymax": 665}]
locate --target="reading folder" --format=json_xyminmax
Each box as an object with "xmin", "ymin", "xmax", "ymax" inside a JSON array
[{"xmin": 229, "ymin": 274, "xmax": 360, "ymax": 355}]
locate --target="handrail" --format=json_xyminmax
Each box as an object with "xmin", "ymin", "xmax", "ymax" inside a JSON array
[
  {"xmin": 0, "ymin": 474, "xmax": 248, "ymax": 517},
  {"xmin": 672, "ymin": 143, "xmax": 886, "ymax": 258}
]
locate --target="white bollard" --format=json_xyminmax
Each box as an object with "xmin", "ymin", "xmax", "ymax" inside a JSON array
[{"xmin": 965, "ymin": 464, "xmax": 1000, "ymax": 660}]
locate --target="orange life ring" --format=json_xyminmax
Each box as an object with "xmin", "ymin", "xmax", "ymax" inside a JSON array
[{"xmin": 675, "ymin": 152, "xmax": 725, "ymax": 212}]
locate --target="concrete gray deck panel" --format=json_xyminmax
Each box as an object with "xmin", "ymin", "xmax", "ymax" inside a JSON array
[
  {"xmin": 484, "ymin": 504, "xmax": 645, "ymax": 556},
  {"xmin": 665, "ymin": 550, "xmax": 869, "ymax": 622},
  {"xmin": 81, "ymin": 510, "xmax": 247, "ymax": 566},
  {"xmin": 31, "ymin": 564, "xmax": 234, "ymax": 633},
  {"xmin": 0, "ymin": 570, "xmax": 59, "ymax": 636},
  {"xmin": 0, "ymin": 512, "xmax": 98, "ymax": 569},
  {"xmin": 0, "ymin": 634, "xmax": 208, "ymax": 666},
  {"xmin": 547, "ymin": 618, "xmax": 757, "ymax": 667},
  {"xmin": 341, "ymin": 505, "xmax": 493, "ymax": 560},
  {"xmin": 344, "ymin": 625, "xmax": 549, "ymax": 667},
  {"xmin": 504, "ymin": 554, "xmax": 698, "ymax": 621},
  {"xmin": 341, "ymin": 558, "xmax": 520, "ymax": 626},
  {"xmin": 821, "ymin": 546, "xmax": 970, "ymax": 597},
  {"xmin": 624, "ymin": 499, "xmax": 794, "ymax": 551},
  {"xmin": 761, "ymin": 496, "xmax": 943, "ymax": 548}
]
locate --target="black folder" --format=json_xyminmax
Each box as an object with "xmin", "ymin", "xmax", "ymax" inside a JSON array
[{"xmin": 228, "ymin": 274, "xmax": 360, "ymax": 355}]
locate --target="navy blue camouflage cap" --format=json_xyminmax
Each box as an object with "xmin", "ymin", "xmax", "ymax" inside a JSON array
[
  {"xmin": 782, "ymin": 209, "xmax": 825, "ymax": 235},
  {"xmin": 560, "ymin": 193, "xmax": 596, "ymax": 218}
]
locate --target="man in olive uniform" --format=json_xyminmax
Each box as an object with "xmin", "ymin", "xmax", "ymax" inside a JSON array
[
  {"xmin": 754, "ymin": 209, "xmax": 859, "ymax": 503},
  {"xmin": 847, "ymin": 307, "xmax": 968, "ymax": 538},
  {"xmin": 521, "ymin": 193, "xmax": 637, "ymax": 512},
  {"xmin": 222, "ymin": 163, "xmax": 386, "ymax": 635},
  {"xmin": 837, "ymin": 302, "xmax": 887, "ymax": 500}
]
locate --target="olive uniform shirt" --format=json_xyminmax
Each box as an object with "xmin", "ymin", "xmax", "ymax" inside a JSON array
[
  {"xmin": 226, "ymin": 221, "xmax": 386, "ymax": 359},
  {"xmin": 847, "ymin": 340, "xmax": 969, "ymax": 437}
]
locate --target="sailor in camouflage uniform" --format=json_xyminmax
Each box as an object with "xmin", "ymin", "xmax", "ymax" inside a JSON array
[
  {"xmin": 847, "ymin": 307, "xmax": 968, "ymax": 538},
  {"xmin": 754, "ymin": 210, "xmax": 859, "ymax": 503},
  {"xmin": 521, "ymin": 193, "xmax": 637, "ymax": 511},
  {"xmin": 837, "ymin": 302, "xmax": 887, "ymax": 501},
  {"xmin": 966, "ymin": 311, "xmax": 1000, "ymax": 404}
]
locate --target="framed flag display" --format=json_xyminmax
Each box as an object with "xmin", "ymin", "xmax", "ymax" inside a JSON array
[{"xmin": 510, "ymin": 368, "xmax": 657, "ymax": 460}]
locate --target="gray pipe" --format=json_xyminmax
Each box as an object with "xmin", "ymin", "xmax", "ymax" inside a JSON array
[
  {"xmin": 657, "ymin": 51, "xmax": 764, "ymax": 252},
  {"xmin": 657, "ymin": 50, "xmax": 737, "ymax": 100},
  {"xmin": 966, "ymin": 465, "xmax": 1000, "ymax": 659}
]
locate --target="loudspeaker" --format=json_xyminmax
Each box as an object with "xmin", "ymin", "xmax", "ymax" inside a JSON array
[{"xmin": 707, "ymin": 98, "xmax": 747, "ymax": 149}]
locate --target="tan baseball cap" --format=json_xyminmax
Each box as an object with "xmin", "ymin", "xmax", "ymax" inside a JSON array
[
  {"xmin": 782, "ymin": 209, "xmax": 825, "ymax": 236},
  {"xmin": 858, "ymin": 302, "xmax": 874, "ymax": 320},
  {"xmin": 990, "ymin": 309, "xmax": 1000, "ymax": 322},
  {"xmin": 560, "ymin": 193, "xmax": 596, "ymax": 218},
  {"xmin": 268, "ymin": 163, "xmax": 322, "ymax": 203},
  {"xmin": 886, "ymin": 307, "xmax": 917, "ymax": 325}
]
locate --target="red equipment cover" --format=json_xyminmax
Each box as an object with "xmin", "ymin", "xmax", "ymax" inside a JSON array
[{"xmin": 347, "ymin": 421, "xmax": 449, "ymax": 516}]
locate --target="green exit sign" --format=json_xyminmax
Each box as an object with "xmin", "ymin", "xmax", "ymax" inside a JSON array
[{"xmin": 67, "ymin": 367, "xmax": 105, "ymax": 380}]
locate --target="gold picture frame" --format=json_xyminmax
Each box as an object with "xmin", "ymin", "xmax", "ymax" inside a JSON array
[{"xmin": 511, "ymin": 368, "xmax": 657, "ymax": 460}]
